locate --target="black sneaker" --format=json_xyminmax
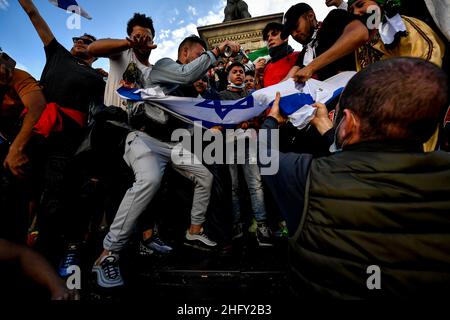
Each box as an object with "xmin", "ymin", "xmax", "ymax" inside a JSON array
[
  {"xmin": 232, "ymin": 222, "xmax": 244, "ymax": 240},
  {"xmin": 92, "ymin": 252, "xmax": 124, "ymax": 288},
  {"xmin": 256, "ymin": 222, "xmax": 274, "ymax": 247},
  {"xmin": 139, "ymin": 236, "xmax": 173, "ymax": 256},
  {"xmin": 58, "ymin": 243, "xmax": 81, "ymax": 278}
]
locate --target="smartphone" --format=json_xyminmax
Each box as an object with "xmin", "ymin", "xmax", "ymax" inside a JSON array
[{"xmin": 0, "ymin": 52, "xmax": 16, "ymax": 71}]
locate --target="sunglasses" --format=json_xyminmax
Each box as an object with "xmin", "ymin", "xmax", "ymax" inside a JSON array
[{"xmin": 72, "ymin": 37, "xmax": 94, "ymax": 45}]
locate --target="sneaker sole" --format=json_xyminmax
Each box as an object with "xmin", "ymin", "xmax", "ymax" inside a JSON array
[
  {"xmin": 257, "ymin": 242, "xmax": 275, "ymax": 247},
  {"xmin": 185, "ymin": 234, "xmax": 217, "ymax": 247},
  {"xmin": 148, "ymin": 243, "xmax": 173, "ymax": 253},
  {"xmin": 183, "ymin": 241, "xmax": 215, "ymax": 252}
]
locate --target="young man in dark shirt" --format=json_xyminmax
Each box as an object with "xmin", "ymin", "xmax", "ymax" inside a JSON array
[
  {"xmin": 219, "ymin": 62, "xmax": 273, "ymax": 246},
  {"xmin": 280, "ymin": 2, "xmax": 368, "ymax": 82},
  {"xmin": 19, "ymin": 0, "xmax": 105, "ymax": 272}
]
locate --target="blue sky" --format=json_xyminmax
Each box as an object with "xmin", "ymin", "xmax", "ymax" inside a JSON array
[{"xmin": 0, "ymin": 0, "xmax": 331, "ymax": 79}]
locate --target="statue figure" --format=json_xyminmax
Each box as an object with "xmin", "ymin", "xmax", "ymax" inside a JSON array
[{"xmin": 223, "ymin": 0, "xmax": 252, "ymax": 22}]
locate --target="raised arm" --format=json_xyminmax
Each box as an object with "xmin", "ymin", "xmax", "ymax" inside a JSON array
[
  {"xmin": 150, "ymin": 53, "xmax": 217, "ymax": 86},
  {"xmin": 18, "ymin": 0, "xmax": 55, "ymax": 47},
  {"xmin": 88, "ymin": 39, "xmax": 132, "ymax": 58},
  {"xmin": 294, "ymin": 19, "xmax": 368, "ymax": 82},
  {"xmin": 150, "ymin": 40, "xmax": 239, "ymax": 86},
  {"xmin": 88, "ymin": 36, "xmax": 157, "ymax": 59}
]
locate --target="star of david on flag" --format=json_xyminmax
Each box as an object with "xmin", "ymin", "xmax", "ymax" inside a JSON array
[{"xmin": 117, "ymin": 72, "xmax": 356, "ymax": 129}]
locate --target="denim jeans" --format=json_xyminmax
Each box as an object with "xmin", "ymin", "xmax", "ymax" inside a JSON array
[
  {"xmin": 228, "ymin": 163, "xmax": 267, "ymax": 223},
  {"xmin": 103, "ymin": 131, "xmax": 213, "ymax": 252}
]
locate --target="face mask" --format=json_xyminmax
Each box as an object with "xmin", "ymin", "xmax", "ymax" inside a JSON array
[
  {"xmin": 228, "ymin": 81, "xmax": 245, "ymax": 89},
  {"xmin": 329, "ymin": 116, "xmax": 345, "ymax": 153},
  {"xmin": 329, "ymin": 110, "xmax": 353, "ymax": 153}
]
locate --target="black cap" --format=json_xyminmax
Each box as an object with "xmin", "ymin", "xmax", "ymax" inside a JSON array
[{"xmin": 281, "ymin": 3, "xmax": 313, "ymax": 40}]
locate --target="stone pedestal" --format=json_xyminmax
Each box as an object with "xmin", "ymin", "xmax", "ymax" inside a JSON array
[{"xmin": 197, "ymin": 13, "xmax": 283, "ymax": 51}]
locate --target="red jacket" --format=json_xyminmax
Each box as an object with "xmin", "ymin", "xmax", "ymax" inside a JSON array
[{"xmin": 263, "ymin": 51, "xmax": 300, "ymax": 88}]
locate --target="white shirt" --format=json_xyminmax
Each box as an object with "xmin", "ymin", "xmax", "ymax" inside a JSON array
[{"xmin": 104, "ymin": 49, "xmax": 152, "ymax": 109}]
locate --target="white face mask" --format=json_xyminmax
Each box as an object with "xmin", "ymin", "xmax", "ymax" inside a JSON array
[
  {"xmin": 329, "ymin": 116, "xmax": 345, "ymax": 153},
  {"xmin": 329, "ymin": 111, "xmax": 354, "ymax": 153},
  {"xmin": 228, "ymin": 82, "xmax": 245, "ymax": 89}
]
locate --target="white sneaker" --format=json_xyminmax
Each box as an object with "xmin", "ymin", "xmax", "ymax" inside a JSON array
[{"xmin": 185, "ymin": 229, "xmax": 217, "ymax": 248}]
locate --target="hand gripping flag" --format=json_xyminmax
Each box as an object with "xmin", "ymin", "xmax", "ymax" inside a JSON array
[
  {"xmin": 48, "ymin": 0, "xmax": 92, "ymax": 20},
  {"xmin": 117, "ymin": 71, "xmax": 356, "ymax": 129}
]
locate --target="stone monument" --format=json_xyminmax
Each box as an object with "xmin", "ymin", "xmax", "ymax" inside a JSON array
[
  {"xmin": 223, "ymin": 0, "xmax": 252, "ymax": 22},
  {"xmin": 198, "ymin": 12, "xmax": 283, "ymax": 52}
]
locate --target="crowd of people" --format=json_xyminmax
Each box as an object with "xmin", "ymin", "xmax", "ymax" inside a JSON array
[{"xmin": 1, "ymin": 0, "xmax": 449, "ymax": 300}]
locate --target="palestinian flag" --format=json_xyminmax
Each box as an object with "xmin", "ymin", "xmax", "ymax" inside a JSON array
[{"xmin": 247, "ymin": 47, "xmax": 269, "ymax": 62}]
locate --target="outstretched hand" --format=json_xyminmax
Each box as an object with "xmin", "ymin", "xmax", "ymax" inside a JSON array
[
  {"xmin": 218, "ymin": 40, "xmax": 240, "ymax": 56},
  {"xmin": 310, "ymin": 102, "xmax": 333, "ymax": 135},
  {"xmin": 293, "ymin": 65, "xmax": 314, "ymax": 83},
  {"xmin": 267, "ymin": 92, "xmax": 288, "ymax": 125},
  {"xmin": 127, "ymin": 34, "xmax": 157, "ymax": 51}
]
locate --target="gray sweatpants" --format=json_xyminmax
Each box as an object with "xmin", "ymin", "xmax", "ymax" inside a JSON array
[{"xmin": 103, "ymin": 131, "xmax": 213, "ymax": 252}]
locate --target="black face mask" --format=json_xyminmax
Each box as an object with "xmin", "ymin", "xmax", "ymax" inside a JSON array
[{"xmin": 268, "ymin": 42, "xmax": 294, "ymax": 63}]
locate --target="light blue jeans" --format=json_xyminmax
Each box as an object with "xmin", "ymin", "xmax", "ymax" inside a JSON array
[
  {"xmin": 229, "ymin": 163, "xmax": 267, "ymax": 224},
  {"xmin": 104, "ymin": 131, "xmax": 213, "ymax": 252}
]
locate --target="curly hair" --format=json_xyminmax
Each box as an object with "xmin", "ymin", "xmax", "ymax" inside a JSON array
[{"xmin": 127, "ymin": 13, "xmax": 155, "ymax": 37}]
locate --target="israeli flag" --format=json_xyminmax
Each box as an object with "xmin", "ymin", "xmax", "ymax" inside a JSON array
[
  {"xmin": 48, "ymin": 0, "xmax": 92, "ymax": 20},
  {"xmin": 117, "ymin": 71, "xmax": 356, "ymax": 129}
]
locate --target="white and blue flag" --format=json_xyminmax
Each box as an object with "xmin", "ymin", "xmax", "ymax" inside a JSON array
[
  {"xmin": 48, "ymin": 0, "xmax": 92, "ymax": 20},
  {"xmin": 117, "ymin": 72, "xmax": 356, "ymax": 129}
]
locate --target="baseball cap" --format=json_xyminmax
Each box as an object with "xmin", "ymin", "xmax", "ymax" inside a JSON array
[{"xmin": 281, "ymin": 3, "xmax": 313, "ymax": 40}]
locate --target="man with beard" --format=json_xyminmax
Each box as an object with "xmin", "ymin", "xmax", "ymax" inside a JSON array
[
  {"xmin": 262, "ymin": 57, "xmax": 450, "ymax": 298},
  {"xmin": 281, "ymin": 2, "xmax": 369, "ymax": 82}
]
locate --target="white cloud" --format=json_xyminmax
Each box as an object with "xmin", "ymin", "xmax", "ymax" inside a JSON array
[
  {"xmin": 151, "ymin": 0, "xmax": 332, "ymax": 64},
  {"xmin": 159, "ymin": 29, "xmax": 171, "ymax": 40},
  {"xmin": 197, "ymin": 10, "xmax": 223, "ymax": 27},
  {"xmin": 0, "ymin": 0, "xmax": 9, "ymax": 10},
  {"xmin": 174, "ymin": 8, "xmax": 180, "ymax": 16},
  {"xmin": 152, "ymin": 23, "xmax": 198, "ymax": 64},
  {"xmin": 187, "ymin": 6, "xmax": 198, "ymax": 16},
  {"xmin": 243, "ymin": 0, "xmax": 331, "ymax": 21},
  {"xmin": 178, "ymin": 20, "xmax": 185, "ymax": 25}
]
